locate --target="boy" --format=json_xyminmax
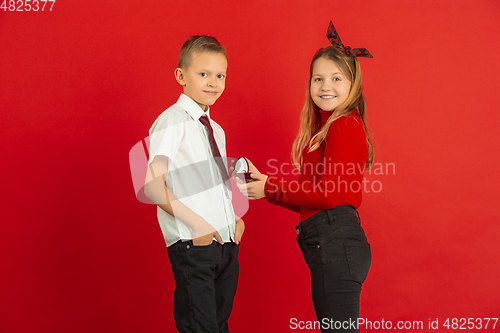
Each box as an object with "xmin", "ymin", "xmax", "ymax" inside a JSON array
[{"xmin": 144, "ymin": 35, "xmax": 244, "ymax": 333}]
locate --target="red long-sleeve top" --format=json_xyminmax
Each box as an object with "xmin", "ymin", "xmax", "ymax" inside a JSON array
[{"xmin": 265, "ymin": 109, "xmax": 368, "ymax": 222}]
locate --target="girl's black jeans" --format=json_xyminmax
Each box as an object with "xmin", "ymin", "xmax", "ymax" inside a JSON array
[{"xmin": 296, "ymin": 206, "xmax": 372, "ymax": 332}]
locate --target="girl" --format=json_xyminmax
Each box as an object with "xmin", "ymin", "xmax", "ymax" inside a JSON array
[{"xmin": 236, "ymin": 22, "xmax": 373, "ymax": 332}]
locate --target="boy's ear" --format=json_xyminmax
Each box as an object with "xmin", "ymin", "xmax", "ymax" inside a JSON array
[{"xmin": 174, "ymin": 67, "xmax": 186, "ymax": 86}]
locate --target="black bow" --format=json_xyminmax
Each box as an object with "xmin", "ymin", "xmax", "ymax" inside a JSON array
[{"xmin": 326, "ymin": 21, "xmax": 373, "ymax": 58}]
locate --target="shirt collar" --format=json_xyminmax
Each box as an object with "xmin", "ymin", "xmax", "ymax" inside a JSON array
[{"xmin": 176, "ymin": 93, "xmax": 211, "ymax": 121}]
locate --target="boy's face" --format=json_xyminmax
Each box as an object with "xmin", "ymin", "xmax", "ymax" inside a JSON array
[{"xmin": 175, "ymin": 51, "xmax": 227, "ymax": 111}]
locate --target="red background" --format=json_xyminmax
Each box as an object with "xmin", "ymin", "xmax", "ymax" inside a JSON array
[{"xmin": 1, "ymin": 0, "xmax": 500, "ymax": 332}]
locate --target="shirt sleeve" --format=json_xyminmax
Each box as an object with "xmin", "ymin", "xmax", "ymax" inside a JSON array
[
  {"xmin": 148, "ymin": 111, "xmax": 185, "ymax": 165},
  {"xmin": 265, "ymin": 195, "xmax": 301, "ymax": 213},
  {"xmin": 265, "ymin": 116, "xmax": 365, "ymax": 209}
]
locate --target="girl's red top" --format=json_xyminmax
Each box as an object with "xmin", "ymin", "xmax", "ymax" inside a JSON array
[{"xmin": 264, "ymin": 109, "xmax": 368, "ymax": 222}]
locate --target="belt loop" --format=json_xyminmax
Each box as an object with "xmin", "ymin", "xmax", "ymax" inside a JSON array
[
  {"xmin": 326, "ymin": 209, "xmax": 335, "ymax": 224},
  {"xmin": 356, "ymin": 210, "xmax": 361, "ymax": 224}
]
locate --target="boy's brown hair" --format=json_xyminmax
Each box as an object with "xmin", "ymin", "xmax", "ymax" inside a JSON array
[{"xmin": 178, "ymin": 35, "xmax": 226, "ymax": 70}]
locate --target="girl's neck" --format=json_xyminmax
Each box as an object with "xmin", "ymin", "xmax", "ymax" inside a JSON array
[{"xmin": 319, "ymin": 109, "xmax": 333, "ymax": 126}]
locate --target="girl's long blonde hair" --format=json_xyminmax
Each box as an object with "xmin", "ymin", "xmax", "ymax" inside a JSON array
[{"xmin": 291, "ymin": 46, "xmax": 374, "ymax": 170}]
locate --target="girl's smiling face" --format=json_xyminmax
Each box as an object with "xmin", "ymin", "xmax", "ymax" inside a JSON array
[{"xmin": 310, "ymin": 57, "xmax": 351, "ymax": 112}]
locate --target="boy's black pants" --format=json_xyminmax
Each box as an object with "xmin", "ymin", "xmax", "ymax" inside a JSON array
[{"xmin": 167, "ymin": 240, "xmax": 239, "ymax": 333}]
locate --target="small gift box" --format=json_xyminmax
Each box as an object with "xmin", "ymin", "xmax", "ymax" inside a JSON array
[{"xmin": 233, "ymin": 157, "xmax": 254, "ymax": 182}]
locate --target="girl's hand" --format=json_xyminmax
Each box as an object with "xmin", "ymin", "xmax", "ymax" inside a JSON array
[
  {"xmin": 245, "ymin": 158, "xmax": 261, "ymax": 174},
  {"xmin": 229, "ymin": 157, "xmax": 262, "ymax": 179},
  {"xmin": 236, "ymin": 173, "xmax": 268, "ymax": 200}
]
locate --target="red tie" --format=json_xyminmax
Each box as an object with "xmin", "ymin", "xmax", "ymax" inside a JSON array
[{"xmin": 199, "ymin": 115, "xmax": 231, "ymax": 188}]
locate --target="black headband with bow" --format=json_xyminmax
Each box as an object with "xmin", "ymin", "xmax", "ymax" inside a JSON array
[{"xmin": 326, "ymin": 21, "xmax": 373, "ymax": 58}]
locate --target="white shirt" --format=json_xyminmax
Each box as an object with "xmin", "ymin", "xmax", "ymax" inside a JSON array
[{"xmin": 147, "ymin": 94, "xmax": 236, "ymax": 247}]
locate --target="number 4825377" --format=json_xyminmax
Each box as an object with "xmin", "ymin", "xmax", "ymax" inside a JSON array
[{"xmin": 1, "ymin": 0, "xmax": 56, "ymax": 11}]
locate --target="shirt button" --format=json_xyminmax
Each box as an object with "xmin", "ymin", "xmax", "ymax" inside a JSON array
[
  {"xmin": 296, "ymin": 229, "xmax": 300, "ymax": 235},
  {"xmin": 186, "ymin": 245, "xmax": 190, "ymax": 249}
]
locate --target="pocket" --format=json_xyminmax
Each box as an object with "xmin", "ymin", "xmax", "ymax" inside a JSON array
[
  {"xmin": 188, "ymin": 241, "xmax": 217, "ymax": 267},
  {"xmin": 303, "ymin": 235, "xmax": 321, "ymax": 249},
  {"xmin": 298, "ymin": 225, "xmax": 321, "ymax": 249},
  {"xmin": 296, "ymin": 233, "xmax": 322, "ymax": 269},
  {"xmin": 191, "ymin": 240, "xmax": 215, "ymax": 248},
  {"xmin": 343, "ymin": 241, "xmax": 371, "ymax": 284}
]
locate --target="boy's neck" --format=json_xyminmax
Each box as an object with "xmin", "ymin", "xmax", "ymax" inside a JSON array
[{"xmin": 183, "ymin": 92, "xmax": 208, "ymax": 112}]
